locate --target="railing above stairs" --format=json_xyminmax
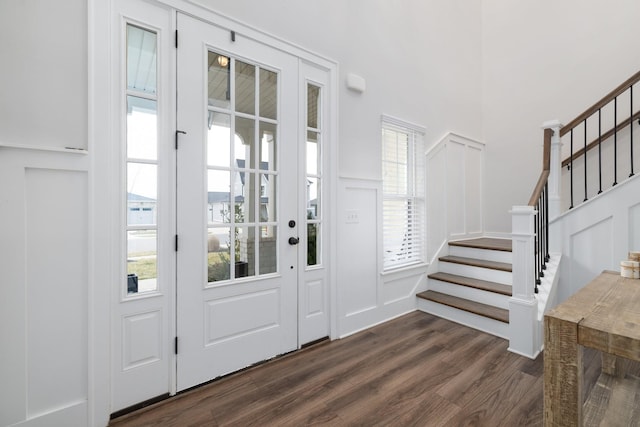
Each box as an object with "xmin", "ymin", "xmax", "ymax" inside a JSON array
[
  {"xmin": 561, "ymin": 70, "xmax": 640, "ymax": 209},
  {"xmin": 509, "ymin": 70, "xmax": 640, "ymax": 358},
  {"xmin": 528, "ymin": 129, "xmax": 551, "ymax": 295}
]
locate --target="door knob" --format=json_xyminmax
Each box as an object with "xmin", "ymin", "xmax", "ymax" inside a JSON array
[{"xmin": 288, "ymin": 237, "xmax": 300, "ymax": 245}]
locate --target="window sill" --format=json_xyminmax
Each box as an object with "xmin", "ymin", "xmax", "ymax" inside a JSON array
[{"xmin": 381, "ymin": 262, "xmax": 428, "ymax": 279}]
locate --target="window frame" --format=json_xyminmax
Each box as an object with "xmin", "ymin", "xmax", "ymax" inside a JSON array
[{"xmin": 381, "ymin": 115, "xmax": 426, "ymax": 271}]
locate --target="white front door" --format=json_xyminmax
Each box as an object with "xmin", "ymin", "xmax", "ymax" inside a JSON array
[{"xmin": 176, "ymin": 13, "xmax": 300, "ymax": 391}]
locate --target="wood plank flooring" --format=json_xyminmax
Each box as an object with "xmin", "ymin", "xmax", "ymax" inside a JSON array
[{"xmin": 109, "ymin": 312, "xmax": 543, "ymax": 426}]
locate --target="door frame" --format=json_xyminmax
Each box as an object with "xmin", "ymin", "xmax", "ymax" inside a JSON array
[{"xmin": 92, "ymin": 0, "xmax": 338, "ymax": 422}]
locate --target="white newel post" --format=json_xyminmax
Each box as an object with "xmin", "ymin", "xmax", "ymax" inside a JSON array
[
  {"xmin": 509, "ymin": 205, "xmax": 539, "ymax": 358},
  {"xmin": 542, "ymin": 120, "xmax": 564, "ymax": 220}
]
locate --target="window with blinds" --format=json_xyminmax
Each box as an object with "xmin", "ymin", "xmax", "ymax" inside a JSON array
[{"xmin": 381, "ymin": 117, "xmax": 425, "ymax": 270}]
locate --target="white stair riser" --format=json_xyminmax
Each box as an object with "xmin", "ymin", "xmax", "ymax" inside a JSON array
[
  {"xmin": 429, "ymin": 279, "xmax": 510, "ymax": 310},
  {"xmin": 439, "ymin": 262, "xmax": 512, "ymax": 285},
  {"xmin": 417, "ymin": 299, "xmax": 509, "ymax": 339},
  {"xmin": 449, "ymin": 245, "xmax": 512, "ymax": 264}
]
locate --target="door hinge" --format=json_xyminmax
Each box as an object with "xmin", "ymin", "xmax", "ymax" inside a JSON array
[
  {"xmin": 175, "ymin": 234, "xmax": 178, "ymax": 252},
  {"xmin": 175, "ymin": 29, "xmax": 178, "ymax": 48},
  {"xmin": 174, "ymin": 337, "xmax": 178, "ymax": 355},
  {"xmin": 175, "ymin": 130, "xmax": 186, "ymax": 149}
]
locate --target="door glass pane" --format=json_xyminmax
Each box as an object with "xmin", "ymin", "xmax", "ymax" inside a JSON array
[
  {"xmin": 307, "ymin": 224, "xmax": 319, "ymax": 266},
  {"xmin": 208, "ymin": 226, "xmax": 230, "ymax": 282},
  {"xmin": 127, "ymin": 25, "xmax": 157, "ymax": 94},
  {"xmin": 235, "ymin": 226, "xmax": 256, "ymax": 278},
  {"xmin": 236, "ymin": 171, "xmax": 254, "ymax": 223},
  {"xmin": 307, "ymin": 84, "xmax": 320, "ymax": 129},
  {"xmin": 207, "ymin": 51, "xmax": 230, "ymax": 109},
  {"xmin": 306, "ymin": 131, "xmax": 319, "ymax": 176},
  {"xmin": 127, "ymin": 96, "xmax": 157, "ymax": 160},
  {"xmin": 207, "ymin": 112, "xmax": 231, "ymax": 167},
  {"xmin": 306, "ymin": 177, "xmax": 320, "ymax": 220},
  {"xmin": 207, "ymin": 170, "xmax": 231, "ymax": 223},
  {"xmin": 235, "ymin": 116, "xmax": 255, "ymax": 168},
  {"xmin": 259, "ymin": 68, "xmax": 277, "ymax": 120},
  {"xmin": 259, "ymin": 121, "xmax": 277, "ymax": 171},
  {"xmin": 235, "ymin": 60, "xmax": 255, "ymax": 115},
  {"xmin": 306, "ymin": 83, "xmax": 322, "ymax": 268},
  {"xmin": 260, "ymin": 173, "xmax": 276, "ymax": 222},
  {"xmin": 259, "ymin": 226, "xmax": 277, "ymax": 274},
  {"xmin": 206, "ymin": 56, "xmax": 282, "ymax": 281},
  {"xmin": 127, "ymin": 230, "xmax": 157, "ymax": 292},
  {"xmin": 125, "ymin": 23, "xmax": 158, "ymax": 296},
  {"xmin": 127, "ymin": 163, "xmax": 157, "ymax": 225}
]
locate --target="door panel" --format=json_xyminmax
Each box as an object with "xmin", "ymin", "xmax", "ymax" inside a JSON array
[
  {"xmin": 298, "ymin": 63, "xmax": 331, "ymax": 345},
  {"xmin": 176, "ymin": 13, "xmax": 299, "ymax": 391}
]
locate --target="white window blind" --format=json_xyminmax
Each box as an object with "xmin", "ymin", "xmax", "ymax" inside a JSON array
[{"xmin": 382, "ymin": 117, "xmax": 425, "ymax": 270}]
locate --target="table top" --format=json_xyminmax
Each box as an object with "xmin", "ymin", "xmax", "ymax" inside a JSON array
[{"xmin": 545, "ymin": 270, "xmax": 640, "ymax": 361}]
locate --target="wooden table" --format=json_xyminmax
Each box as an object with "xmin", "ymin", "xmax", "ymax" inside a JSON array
[{"xmin": 544, "ymin": 270, "xmax": 640, "ymax": 426}]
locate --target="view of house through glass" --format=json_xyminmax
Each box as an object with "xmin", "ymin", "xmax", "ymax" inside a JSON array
[
  {"xmin": 306, "ymin": 84, "xmax": 322, "ymax": 266},
  {"xmin": 125, "ymin": 24, "xmax": 159, "ymax": 294},
  {"xmin": 206, "ymin": 51, "xmax": 279, "ymax": 282}
]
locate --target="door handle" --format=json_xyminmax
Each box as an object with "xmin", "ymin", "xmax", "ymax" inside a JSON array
[{"xmin": 288, "ymin": 237, "xmax": 300, "ymax": 245}]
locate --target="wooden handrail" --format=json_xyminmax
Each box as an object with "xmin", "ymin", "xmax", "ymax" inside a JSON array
[
  {"xmin": 561, "ymin": 110, "xmax": 640, "ymax": 167},
  {"xmin": 528, "ymin": 170, "xmax": 550, "ymax": 206},
  {"xmin": 542, "ymin": 128, "xmax": 551, "ymax": 171},
  {"xmin": 528, "ymin": 128, "xmax": 552, "ymax": 206},
  {"xmin": 559, "ymin": 70, "xmax": 640, "ymax": 137}
]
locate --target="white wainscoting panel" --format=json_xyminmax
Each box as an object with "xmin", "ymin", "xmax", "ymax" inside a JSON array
[
  {"xmin": 426, "ymin": 143, "xmax": 447, "ymax": 263},
  {"xmin": 383, "ymin": 273, "xmax": 426, "ymax": 305},
  {"xmin": 337, "ymin": 177, "xmax": 426, "ymax": 337},
  {"xmin": 426, "ymin": 133, "xmax": 485, "ymax": 262},
  {"xmin": 339, "ymin": 182, "xmax": 379, "ymax": 318},
  {"xmin": 0, "ymin": 148, "xmax": 89, "ymax": 427},
  {"xmin": 569, "ymin": 217, "xmax": 613, "ymax": 298},
  {"xmin": 447, "ymin": 140, "xmax": 466, "ymax": 237},
  {"xmin": 630, "ymin": 202, "xmax": 640, "ymax": 251},
  {"xmin": 465, "ymin": 143, "xmax": 483, "ymax": 234},
  {"xmin": 552, "ymin": 173, "xmax": 640, "ymax": 302},
  {"xmin": 25, "ymin": 168, "xmax": 88, "ymax": 418}
]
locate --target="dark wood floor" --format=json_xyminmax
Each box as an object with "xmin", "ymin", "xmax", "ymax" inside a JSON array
[{"xmin": 110, "ymin": 311, "xmax": 544, "ymax": 426}]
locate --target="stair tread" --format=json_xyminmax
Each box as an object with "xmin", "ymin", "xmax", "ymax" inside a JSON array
[
  {"xmin": 428, "ymin": 272, "xmax": 512, "ymax": 296},
  {"xmin": 417, "ymin": 290, "xmax": 509, "ymax": 323},
  {"xmin": 439, "ymin": 255, "xmax": 512, "ymax": 272},
  {"xmin": 449, "ymin": 238, "xmax": 512, "ymax": 252}
]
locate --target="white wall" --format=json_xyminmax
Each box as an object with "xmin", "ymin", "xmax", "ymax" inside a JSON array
[
  {"xmin": 196, "ymin": 0, "xmax": 484, "ymax": 179},
  {"xmin": 482, "ymin": 0, "xmax": 640, "ymax": 234},
  {"xmin": 0, "ymin": 0, "xmax": 87, "ymax": 150}
]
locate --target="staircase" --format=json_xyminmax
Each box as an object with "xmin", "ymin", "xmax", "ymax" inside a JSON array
[{"xmin": 417, "ymin": 238, "xmax": 512, "ymax": 339}]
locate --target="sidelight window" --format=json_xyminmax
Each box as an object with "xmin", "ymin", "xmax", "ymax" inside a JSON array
[
  {"xmin": 306, "ymin": 84, "xmax": 323, "ymax": 266},
  {"xmin": 125, "ymin": 24, "xmax": 159, "ymax": 294}
]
